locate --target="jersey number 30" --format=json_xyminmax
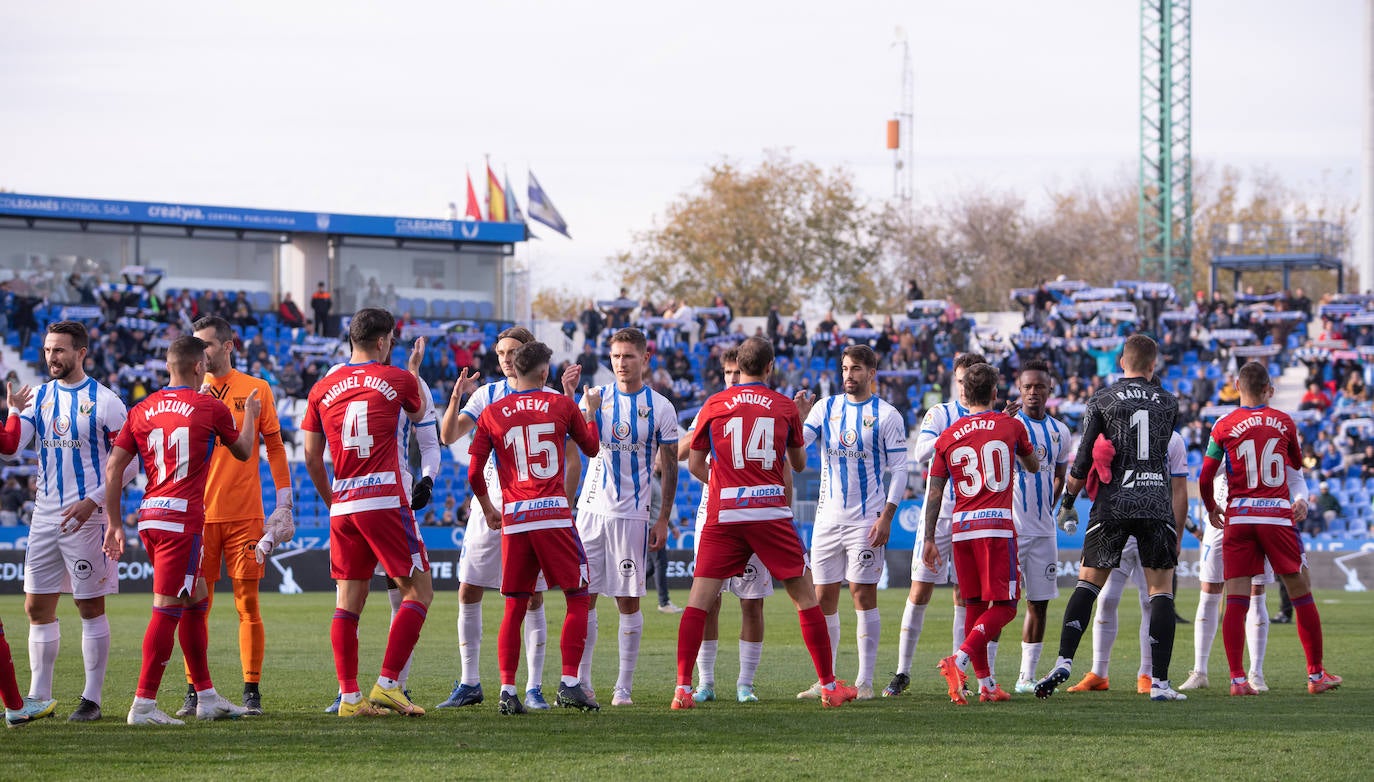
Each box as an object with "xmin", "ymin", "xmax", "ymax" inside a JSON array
[{"xmin": 949, "ymin": 441, "xmax": 1011, "ymax": 497}]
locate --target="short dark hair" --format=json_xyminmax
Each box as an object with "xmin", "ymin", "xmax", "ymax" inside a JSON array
[
  {"xmin": 192, "ymin": 315, "xmax": 234, "ymax": 344},
  {"xmin": 46, "ymin": 320, "xmax": 89, "ymax": 351},
  {"xmin": 962, "ymin": 363, "xmax": 998, "ymax": 406},
  {"xmin": 497, "ymin": 325, "xmax": 535, "ymax": 344},
  {"xmin": 953, "ymin": 352, "xmax": 986, "ymax": 372},
  {"xmin": 735, "ymin": 337, "xmax": 774, "ymax": 377},
  {"xmin": 1121, "ymin": 334, "xmax": 1158, "ymax": 373},
  {"xmin": 167, "ymin": 335, "xmax": 207, "ymax": 376},
  {"xmin": 1237, "ymin": 361, "xmax": 1272, "ymax": 396},
  {"xmin": 842, "ymin": 344, "xmax": 878, "ymax": 370},
  {"xmin": 1020, "ymin": 359, "xmax": 1052, "ymax": 379},
  {"xmin": 721, "ymin": 347, "xmax": 739, "ymax": 365},
  {"xmin": 349, "ymin": 308, "xmax": 395, "ymax": 346},
  {"xmin": 609, "ymin": 327, "xmax": 648, "ymax": 352},
  {"xmin": 512, "ymin": 341, "xmax": 553, "ymax": 376}
]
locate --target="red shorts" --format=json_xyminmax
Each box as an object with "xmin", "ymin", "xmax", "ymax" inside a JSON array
[
  {"xmin": 330, "ymin": 506, "xmax": 430, "ymax": 581},
  {"xmin": 140, "ymin": 527, "xmax": 203, "ymax": 598},
  {"xmin": 1223, "ymin": 522, "xmax": 1305, "ymax": 579},
  {"xmin": 501, "ymin": 526, "xmax": 588, "ymax": 595},
  {"xmin": 694, "ymin": 520, "xmax": 807, "ymax": 582},
  {"xmin": 952, "ymin": 535, "xmax": 1020, "ymax": 603}
]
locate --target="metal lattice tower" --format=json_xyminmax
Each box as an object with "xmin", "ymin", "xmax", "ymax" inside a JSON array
[
  {"xmin": 1138, "ymin": 0, "xmax": 1193, "ymax": 297},
  {"xmin": 892, "ymin": 27, "xmax": 914, "ymax": 209}
]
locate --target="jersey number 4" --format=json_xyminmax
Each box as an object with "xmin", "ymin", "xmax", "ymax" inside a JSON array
[
  {"xmin": 723, "ymin": 416, "xmax": 776, "ymax": 470},
  {"xmin": 949, "ymin": 440, "xmax": 1011, "ymax": 498}
]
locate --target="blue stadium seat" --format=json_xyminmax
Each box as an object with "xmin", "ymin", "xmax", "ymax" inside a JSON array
[{"xmin": 477, "ymin": 301, "xmax": 494, "ymax": 319}]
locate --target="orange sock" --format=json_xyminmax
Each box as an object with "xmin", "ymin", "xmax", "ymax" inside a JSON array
[{"xmin": 233, "ymin": 579, "xmax": 264, "ymax": 684}]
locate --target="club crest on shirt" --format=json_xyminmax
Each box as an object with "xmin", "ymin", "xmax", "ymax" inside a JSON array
[
  {"xmin": 78, "ymin": 401, "xmax": 95, "ymax": 415},
  {"xmin": 613, "ymin": 421, "xmax": 632, "ymax": 440},
  {"xmin": 840, "ymin": 429, "xmax": 858, "ymax": 448},
  {"xmin": 637, "ymin": 406, "xmax": 650, "ymax": 418},
  {"xmin": 233, "ymin": 396, "xmax": 247, "ymax": 412},
  {"xmin": 53, "ymin": 416, "xmax": 71, "ymax": 436},
  {"xmin": 862, "ymin": 415, "xmax": 876, "ymax": 429}
]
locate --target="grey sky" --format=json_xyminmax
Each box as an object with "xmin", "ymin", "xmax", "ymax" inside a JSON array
[{"xmin": 0, "ymin": 1, "xmax": 1363, "ymax": 298}]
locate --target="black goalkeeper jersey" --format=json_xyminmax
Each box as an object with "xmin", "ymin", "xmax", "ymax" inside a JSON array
[{"xmin": 1070, "ymin": 376, "xmax": 1179, "ymax": 525}]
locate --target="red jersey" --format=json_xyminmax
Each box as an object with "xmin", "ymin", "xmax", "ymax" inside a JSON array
[
  {"xmin": 691, "ymin": 382, "xmax": 804, "ymax": 524},
  {"xmin": 930, "ymin": 410, "xmax": 1032, "ymax": 542},
  {"xmin": 115, "ymin": 386, "xmax": 240, "ymax": 534},
  {"xmin": 301, "ymin": 361, "xmax": 423, "ymax": 518},
  {"xmin": 1205, "ymin": 405, "xmax": 1303, "ymax": 525},
  {"xmin": 468, "ymin": 388, "xmax": 599, "ymax": 534}
]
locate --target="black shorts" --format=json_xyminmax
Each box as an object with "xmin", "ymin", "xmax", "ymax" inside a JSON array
[{"xmin": 1081, "ymin": 517, "xmax": 1178, "ymax": 571}]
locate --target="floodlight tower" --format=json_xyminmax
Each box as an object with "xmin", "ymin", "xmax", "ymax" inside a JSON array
[
  {"xmin": 889, "ymin": 27, "xmax": 915, "ymax": 211},
  {"xmin": 1138, "ymin": 0, "xmax": 1193, "ymax": 297}
]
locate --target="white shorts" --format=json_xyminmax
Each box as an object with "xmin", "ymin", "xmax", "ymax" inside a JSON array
[
  {"xmin": 578, "ymin": 510, "xmax": 647, "ymax": 598},
  {"xmin": 911, "ymin": 515, "xmax": 957, "ymax": 585},
  {"xmin": 1198, "ymin": 524, "xmax": 1273, "ymax": 586},
  {"xmin": 1017, "ymin": 534, "xmax": 1059, "ymax": 602},
  {"xmin": 810, "ymin": 522, "xmax": 884, "ymax": 586},
  {"xmin": 695, "ymin": 496, "xmax": 773, "ymax": 599},
  {"xmin": 459, "ymin": 497, "xmax": 546, "ymax": 591},
  {"xmin": 24, "ymin": 510, "xmax": 119, "ymax": 599}
]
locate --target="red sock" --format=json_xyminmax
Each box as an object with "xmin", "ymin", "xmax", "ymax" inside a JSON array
[
  {"xmin": 798, "ymin": 605, "xmax": 835, "ymax": 686},
  {"xmin": 331, "ymin": 609, "xmax": 360, "ymax": 693},
  {"xmin": 179, "ymin": 599, "xmax": 212, "ymax": 691},
  {"xmin": 0, "ymin": 621, "xmax": 24, "ymax": 710},
  {"xmin": 561, "ymin": 590, "xmax": 590, "ymax": 679},
  {"xmin": 963, "ymin": 601, "xmax": 1016, "ymax": 679},
  {"xmin": 1292, "ymin": 593, "xmax": 1324, "ymax": 675},
  {"xmin": 498, "ymin": 597, "xmax": 530, "ymax": 686},
  {"xmin": 137, "ymin": 606, "xmax": 184, "ymax": 700},
  {"xmin": 380, "ymin": 601, "xmax": 427, "ymax": 681},
  {"xmin": 961, "ymin": 600, "xmax": 987, "ymax": 649},
  {"xmin": 676, "ymin": 606, "xmax": 707, "ymax": 686},
  {"xmin": 1222, "ymin": 594, "xmax": 1249, "ymax": 679}
]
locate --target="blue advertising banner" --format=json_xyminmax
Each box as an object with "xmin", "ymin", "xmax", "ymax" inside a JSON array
[{"xmin": 0, "ymin": 192, "xmax": 527, "ymax": 244}]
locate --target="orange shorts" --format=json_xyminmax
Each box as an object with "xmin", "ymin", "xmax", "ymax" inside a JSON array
[{"xmin": 201, "ymin": 520, "xmax": 266, "ymax": 582}]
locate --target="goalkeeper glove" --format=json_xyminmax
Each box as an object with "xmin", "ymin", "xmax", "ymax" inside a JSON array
[
  {"xmin": 410, "ymin": 475, "xmax": 434, "ymax": 511},
  {"xmin": 1056, "ymin": 496, "xmax": 1079, "ymax": 536},
  {"xmin": 256, "ymin": 489, "xmax": 296, "ymax": 563}
]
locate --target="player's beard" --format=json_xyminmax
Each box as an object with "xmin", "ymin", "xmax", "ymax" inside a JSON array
[{"xmin": 49, "ymin": 359, "xmax": 74, "ymax": 381}]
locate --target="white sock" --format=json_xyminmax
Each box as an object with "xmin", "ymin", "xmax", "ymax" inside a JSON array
[
  {"xmin": 1194, "ymin": 591, "xmax": 1222, "ymax": 674},
  {"xmin": 952, "ymin": 605, "xmax": 966, "ymax": 655},
  {"xmin": 855, "ymin": 608, "xmax": 880, "ymax": 687},
  {"xmin": 458, "ymin": 601, "xmax": 482, "ymax": 686},
  {"xmin": 1054, "ymin": 655, "xmax": 1073, "ymax": 673},
  {"xmin": 131, "ymin": 696, "xmax": 157, "ymax": 709},
  {"xmin": 376, "ymin": 676, "xmax": 399, "ymax": 690},
  {"xmin": 341, "ymin": 691, "xmax": 363, "ymax": 704},
  {"xmin": 1091, "ymin": 594, "xmax": 1120, "ymax": 679},
  {"xmin": 954, "ymin": 649, "xmax": 970, "ymax": 670},
  {"xmin": 1246, "ymin": 594, "xmax": 1269, "ymax": 679},
  {"xmin": 28, "ymin": 620, "xmax": 59, "ymax": 701},
  {"xmin": 1019, "ymin": 642, "xmax": 1043, "ymax": 682},
  {"xmin": 579, "ymin": 608, "xmax": 598, "ymax": 686},
  {"xmin": 614, "ymin": 611, "xmax": 642, "ymax": 692},
  {"xmin": 978, "ymin": 675, "xmax": 996, "ymax": 691},
  {"xmin": 525, "ymin": 605, "xmax": 547, "ymax": 691},
  {"xmin": 501, "ymin": 683, "xmax": 517, "ymax": 696},
  {"xmin": 896, "ymin": 600, "xmax": 926, "ymax": 676},
  {"xmin": 737, "ymin": 640, "xmax": 762, "ymax": 688},
  {"xmin": 986, "ymin": 640, "xmax": 999, "ymax": 679},
  {"xmin": 696, "ymin": 639, "xmax": 718, "ymax": 686},
  {"xmin": 825, "ymin": 612, "xmax": 841, "ymax": 673},
  {"xmin": 80, "ymin": 615, "xmax": 110, "ymax": 705},
  {"xmin": 195, "ymin": 686, "xmax": 219, "ymax": 700},
  {"xmin": 1137, "ymin": 593, "xmax": 1152, "ymax": 678},
  {"xmin": 560, "ymin": 674, "xmax": 579, "ymax": 687}
]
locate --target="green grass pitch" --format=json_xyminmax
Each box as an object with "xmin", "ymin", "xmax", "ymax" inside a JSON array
[{"xmin": 2, "ymin": 588, "xmax": 1371, "ymax": 780}]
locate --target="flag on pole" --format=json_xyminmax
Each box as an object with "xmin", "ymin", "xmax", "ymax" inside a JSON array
[
  {"xmin": 527, "ymin": 170, "xmax": 570, "ymax": 238},
  {"xmin": 504, "ymin": 172, "xmax": 526, "ymax": 225},
  {"xmin": 464, "ymin": 171, "xmax": 482, "ymax": 221},
  {"xmin": 486, "ymin": 161, "xmax": 507, "ymax": 222}
]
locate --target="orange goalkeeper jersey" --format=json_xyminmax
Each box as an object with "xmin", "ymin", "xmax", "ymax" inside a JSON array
[{"xmin": 202, "ymin": 368, "xmax": 281, "ymax": 524}]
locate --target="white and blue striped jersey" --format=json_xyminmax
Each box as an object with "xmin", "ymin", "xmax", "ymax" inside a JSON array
[
  {"xmin": 11, "ymin": 378, "xmax": 127, "ymax": 516},
  {"xmin": 578, "ymin": 384, "xmax": 678, "ymax": 521},
  {"xmin": 803, "ymin": 395, "xmax": 909, "ymax": 526},
  {"xmin": 915, "ymin": 399, "xmax": 968, "ymax": 518},
  {"xmin": 461, "ymin": 379, "xmax": 514, "ymax": 505},
  {"xmin": 1012, "ymin": 411, "xmax": 1073, "ymax": 537}
]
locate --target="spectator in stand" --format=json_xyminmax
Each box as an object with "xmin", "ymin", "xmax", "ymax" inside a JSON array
[
  {"xmin": 310, "ymin": 281, "xmax": 331, "ymax": 336},
  {"xmin": 0, "ymin": 477, "xmax": 27, "ymax": 527},
  {"xmin": 1300, "ymin": 381, "xmax": 1332, "ymax": 412},
  {"xmin": 1317, "ymin": 439, "xmax": 1345, "ymax": 481},
  {"xmin": 575, "ymin": 341, "xmax": 600, "ymax": 382},
  {"xmin": 906, "ymin": 278, "xmax": 925, "ymax": 303},
  {"xmin": 849, "ymin": 309, "xmax": 873, "ymax": 330},
  {"xmin": 10, "ymin": 288, "xmax": 42, "ymax": 352},
  {"xmin": 1289, "ymin": 287, "xmax": 1312, "ymax": 318},
  {"xmin": 1341, "ymin": 370, "xmax": 1368, "ymax": 405},
  {"xmin": 277, "ymin": 361, "xmax": 304, "ymax": 400},
  {"xmin": 1358, "ymin": 444, "xmax": 1374, "ymax": 482},
  {"xmin": 1310, "ymin": 482, "xmax": 1340, "ymax": 536},
  {"xmin": 666, "ymin": 347, "xmax": 692, "ymax": 382},
  {"xmin": 580, "ymin": 299, "xmax": 605, "ymax": 346},
  {"xmin": 1190, "ymin": 365, "xmax": 1215, "ymax": 406},
  {"xmin": 279, "ymin": 292, "xmax": 306, "ymax": 329},
  {"xmin": 301, "ymin": 361, "xmax": 321, "ymax": 394},
  {"xmin": 709, "ymin": 293, "xmax": 733, "ymax": 332},
  {"xmin": 1217, "ymin": 375, "xmax": 1241, "ymax": 405},
  {"xmin": 231, "ymin": 297, "xmax": 257, "ymax": 328},
  {"xmin": 815, "ymin": 311, "xmax": 839, "ymax": 360},
  {"xmin": 765, "ymin": 304, "xmax": 782, "ymax": 344}
]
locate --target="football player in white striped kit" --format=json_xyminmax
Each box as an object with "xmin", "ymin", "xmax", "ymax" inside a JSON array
[{"xmin": 794, "ymin": 345, "xmax": 909, "ymax": 700}]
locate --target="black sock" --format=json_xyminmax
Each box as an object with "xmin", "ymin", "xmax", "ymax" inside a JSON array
[
  {"xmin": 244, "ymin": 682, "xmax": 260, "ymax": 695},
  {"xmin": 1056, "ymin": 581, "xmax": 1101, "ymax": 661},
  {"xmin": 1148, "ymin": 592, "xmax": 1177, "ymax": 684},
  {"xmin": 186, "ymin": 683, "xmax": 196, "ymax": 696}
]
